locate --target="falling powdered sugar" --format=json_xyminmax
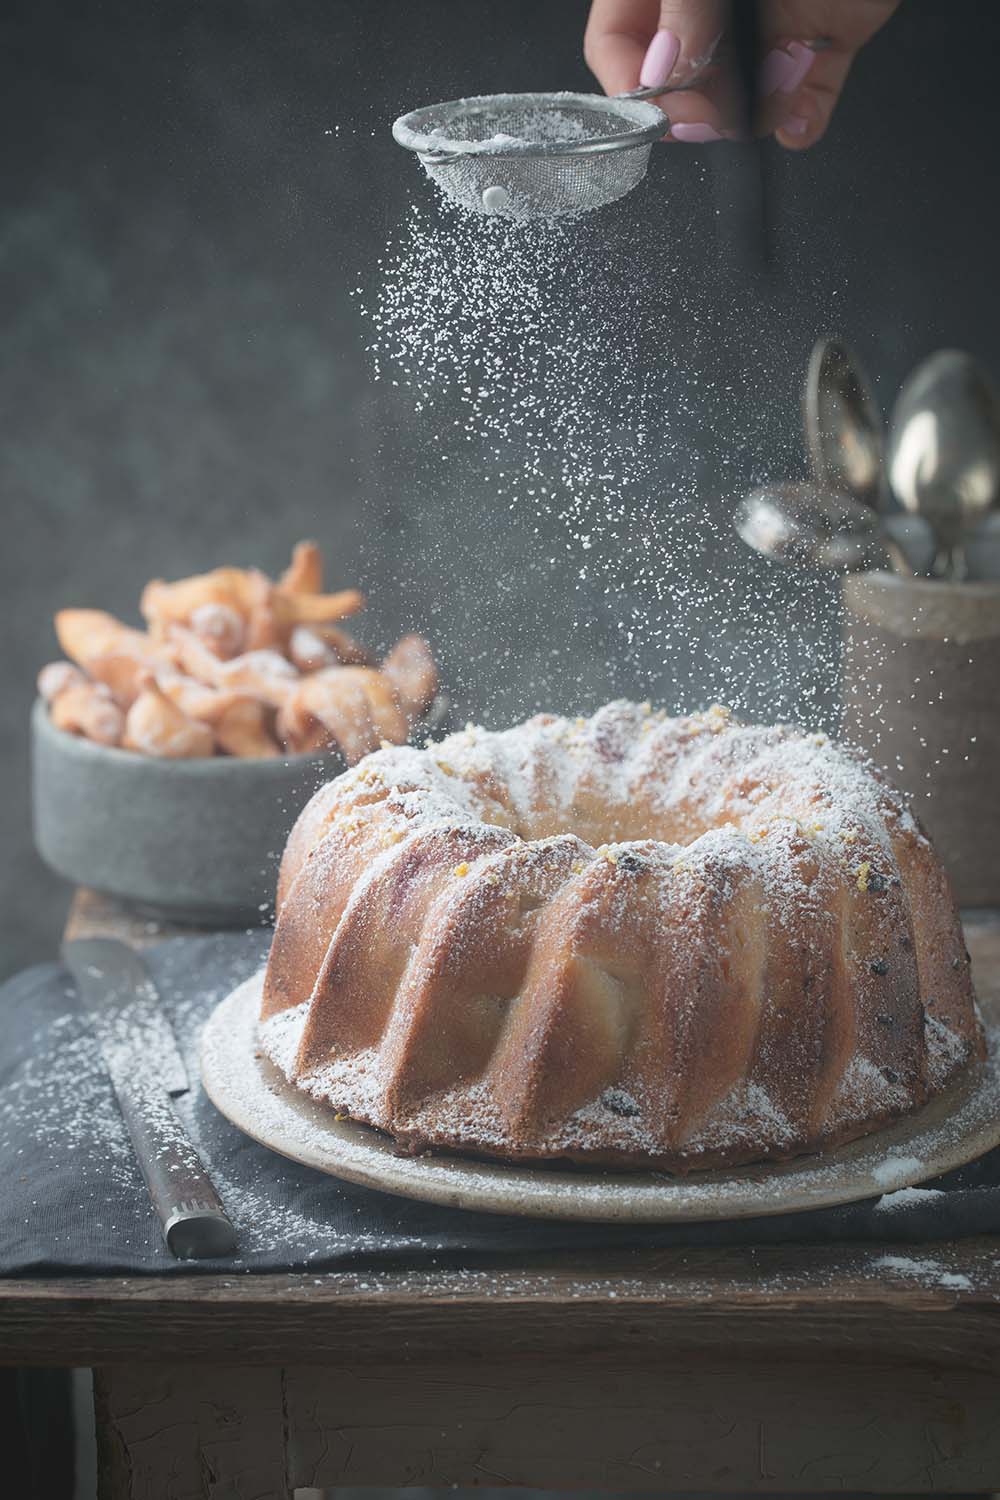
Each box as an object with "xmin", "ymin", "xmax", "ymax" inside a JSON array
[{"xmin": 358, "ymin": 190, "xmax": 849, "ymax": 728}]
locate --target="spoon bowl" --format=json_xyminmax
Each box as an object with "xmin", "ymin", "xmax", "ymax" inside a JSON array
[
  {"xmin": 887, "ymin": 350, "xmax": 1000, "ymax": 576},
  {"xmin": 735, "ymin": 480, "xmax": 893, "ymax": 574},
  {"xmin": 804, "ymin": 338, "xmax": 884, "ymax": 510}
]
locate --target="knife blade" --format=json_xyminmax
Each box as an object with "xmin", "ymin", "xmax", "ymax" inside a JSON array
[
  {"xmin": 63, "ymin": 938, "xmax": 237, "ymax": 1260},
  {"xmin": 63, "ymin": 936, "xmax": 189, "ymax": 1096}
]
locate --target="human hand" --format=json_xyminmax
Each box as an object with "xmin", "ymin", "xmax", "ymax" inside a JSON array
[{"xmin": 584, "ymin": 1, "xmax": 902, "ymax": 148}]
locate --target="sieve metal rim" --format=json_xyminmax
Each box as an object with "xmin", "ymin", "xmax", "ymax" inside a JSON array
[{"xmin": 392, "ymin": 91, "xmax": 667, "ymax": 165}]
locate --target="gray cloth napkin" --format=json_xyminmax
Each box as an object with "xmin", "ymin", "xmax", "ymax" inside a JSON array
[{"xmin": 2, "ymin": 931, "xmax": 999, "ymax": 1275}]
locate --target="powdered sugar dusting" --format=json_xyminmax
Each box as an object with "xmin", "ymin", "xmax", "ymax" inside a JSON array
[
  {"xmin": 218, "ymin": 974, "xmax": 1000, "ymax": 1224},
  {"xmin": 262, "ymin": 699, "xmax": 981, "ymax": 1173},
  {"xmin": 875, "ymin": 1185, "xmax": 944, "ymax": 1212},
  {"xmin": 871, "ymin": 1155, "xmax": 926, "ymax": 1189},
  {"xmin": 0, "ymin": 955, "xmax": 431, "ymax": 1267},
  {"xmin": 873, "ymin": 1255, "xmax": 974, "ymax": 1291}
]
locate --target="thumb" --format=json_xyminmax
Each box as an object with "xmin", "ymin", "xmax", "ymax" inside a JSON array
[
  {"xmin": 769, "ymin": 1, "xmax": 903, "ymax": 150},
  {"xmin": 584, "ymin": 0, "xmax": 724, "ymax": 97},
  {"xmin": 772, "ymin": 45, "xmax": 857, "ymax": 148},
  {"xmin": 644, "ymin": 0, "xmax": 727, "ymax": 84}
]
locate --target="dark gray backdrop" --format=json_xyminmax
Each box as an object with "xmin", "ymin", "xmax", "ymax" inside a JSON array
[{"xmin": 3, "ymin": 0, "xmax": 998, "ymax": 978}]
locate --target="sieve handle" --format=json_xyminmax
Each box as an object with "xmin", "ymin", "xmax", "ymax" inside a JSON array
[
  {"xmin": 621, "ymin": 34, "xmax": 832, "ymax": 103},
  {"xmin": 619, "ymin": 60, "xmax": 718, "ymax": 104}
]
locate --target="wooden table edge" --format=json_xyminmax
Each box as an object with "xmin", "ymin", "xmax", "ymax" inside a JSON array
[{"xmin": 3, "ymin": 1242, "xmax": 1000, "ymax": 1367}]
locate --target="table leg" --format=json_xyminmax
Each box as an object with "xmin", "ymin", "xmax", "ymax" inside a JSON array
[{"xmin": 94, "ymin": 1364, "xmax": 289, "ymax": 1500}]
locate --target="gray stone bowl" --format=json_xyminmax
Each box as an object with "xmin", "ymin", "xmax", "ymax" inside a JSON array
[{"xmin": 31, "ymin": 696, "xmax": 449, "ymax": 925}]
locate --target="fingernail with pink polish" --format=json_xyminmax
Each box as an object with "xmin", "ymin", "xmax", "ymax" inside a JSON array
[
  {"xmin": 669, "ymin": 122, "xmax": 725, "ymax": 143},
  {"xmin": 640, "ymin": 29, "xmax": 680, "ymax": 88},
  {"xmin": 783, "ymin": 41, "xmax": 817, "ymax": 88},
  {"xmin": 760, "ymin": 43, "xmax": 815, "ymax": 96},
  {"xmin": 782, "ymin": 114, "xmax": 810, "ymax": 137}
]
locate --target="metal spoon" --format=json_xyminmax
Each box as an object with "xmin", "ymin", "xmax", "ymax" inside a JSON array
[
  {"xmin": 802, "ymin": 336, "xmax": 924, "ymax": 575},
  {"xmin": 735, "ymin": 481, "xmax": 894, "ymax": 574},
  {"xmin": 803, "ymin": 337, "xmax": 884, "ymax": 511},
  {"xmin": 887, "ymin": 349, "xmax": 1000, "ymax": 578}
]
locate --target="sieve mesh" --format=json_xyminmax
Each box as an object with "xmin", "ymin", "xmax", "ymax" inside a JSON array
[{"xmin": 392, "ymin": 92, "xmax": 666, "ymax": 220}]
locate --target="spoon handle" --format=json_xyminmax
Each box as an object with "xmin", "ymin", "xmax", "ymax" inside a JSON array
[
  {"xmin": 884, "ymin": 539, "xmax": 915, "ymax": 578},
  {"xmin": 948, "ymin": 542, "xmax": 969, "ymax": 581}
]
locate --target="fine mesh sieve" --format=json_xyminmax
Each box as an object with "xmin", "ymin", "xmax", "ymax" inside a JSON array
[{"xmin": 391, "ymin": 91, "xmax": 671, "ymax": 221}]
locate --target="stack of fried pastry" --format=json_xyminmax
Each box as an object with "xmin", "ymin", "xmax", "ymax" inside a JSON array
[{"xmin": 39, "ymin": 542, "xmax": 437, "ymax": 762}]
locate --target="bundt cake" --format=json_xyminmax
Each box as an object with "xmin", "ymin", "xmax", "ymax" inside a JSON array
[{"xmin": 258, "ymin": 701, "xmax": 984, "ymax": 1172}]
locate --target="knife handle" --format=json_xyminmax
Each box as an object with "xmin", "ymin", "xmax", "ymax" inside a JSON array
[{"xmin": 118, "ymin": 1076, "xmax": 237, "ymax": 1259}]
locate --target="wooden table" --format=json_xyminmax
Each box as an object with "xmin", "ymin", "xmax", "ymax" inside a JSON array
[{"xmin": 3, "ymin": 892, "xmax": 1000, "ymax": 1499}]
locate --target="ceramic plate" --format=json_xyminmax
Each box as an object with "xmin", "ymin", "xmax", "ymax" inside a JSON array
[{"xmin": 200, "ymin": 972, "xmax": 1000, "ymax": 1223}]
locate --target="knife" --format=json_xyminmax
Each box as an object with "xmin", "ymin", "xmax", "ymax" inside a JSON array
[{"xmin": 63, "ymin": 937, "xmax": 237, "ymax": 1260}]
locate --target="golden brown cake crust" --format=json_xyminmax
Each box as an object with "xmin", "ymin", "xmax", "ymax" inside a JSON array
[{"xmin": 259, "ymin": 702, "xmax": 984, "ymax": 1173}]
